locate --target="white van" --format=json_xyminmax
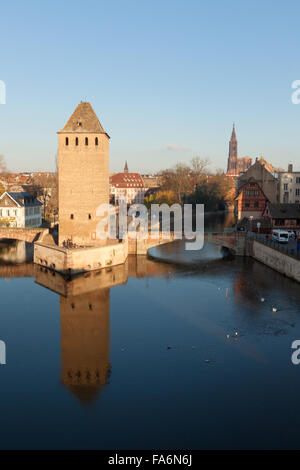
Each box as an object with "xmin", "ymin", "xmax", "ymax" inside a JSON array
[{"xmin": 272, "ymin": 229, "xmax": 289, "ymax": 243}]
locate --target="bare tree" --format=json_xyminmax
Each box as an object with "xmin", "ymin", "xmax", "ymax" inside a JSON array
[
  {"xmin": 190, "ymin": 156, "xmax": 210, "ymax": 175},
  {"xmin": 161, "ymin": 163, "xmax": 191, "ymax": 203},
  {"xmin": 30, "ymin": 173, "xmax": 58, "ymax": 220}
]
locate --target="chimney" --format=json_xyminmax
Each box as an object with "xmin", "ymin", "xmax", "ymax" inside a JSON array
[{"xmin": 288, "ymin": 163, "xmax": 293, "ymax": 173}]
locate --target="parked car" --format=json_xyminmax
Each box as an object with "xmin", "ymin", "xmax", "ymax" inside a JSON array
[
  {"xmin": 272, "ymin": 229, "xmax": 289, "ymax": 243},
  {"xmin": 287, "ymin": 230, "xmax": 296, "ymax": 240}
]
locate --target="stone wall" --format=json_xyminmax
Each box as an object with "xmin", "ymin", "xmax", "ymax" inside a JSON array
[
  {"xmin": 251, "ymin": 240, "xmax": 300, "ymax": 282},
  {"xmin": 34, "ymin": 239, "xmax": 128, "ymax": 275}
]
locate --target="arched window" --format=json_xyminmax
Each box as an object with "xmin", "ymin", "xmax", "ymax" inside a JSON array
[
  {"xmin": 75, "ymin": 137, "xmax": 79, "ymax": 146},
  {"xmin": 65, "ymin": 137, "xmax": 69, "ymax": 146},
  {"xmin": 85, "ymin": 137, "xmax": 88, "ymax": 146},
  {"xmin": 95, "ymin": 137, "xmax": 98, "ymax": 146}
]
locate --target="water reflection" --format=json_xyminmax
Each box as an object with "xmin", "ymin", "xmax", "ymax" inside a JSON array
[
  {"xmin": 34, "ymin": 257, "xmax": 177, "ymax": 404},
  {"xmin": 0, "ymin": 240, "xmax": 33, "ymax": 265},
  {"xmin": 60, "ymin": 287, "xmax": 110, "ymax": 404}
]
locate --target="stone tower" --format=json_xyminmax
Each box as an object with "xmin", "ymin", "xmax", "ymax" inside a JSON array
[
  {"xmin": 227, "ymin": 124, "xmax": 238, "ymax": 174},
  {"xmin": 58, "ymin": 102, "xmax": 110, "ymax": 246}
]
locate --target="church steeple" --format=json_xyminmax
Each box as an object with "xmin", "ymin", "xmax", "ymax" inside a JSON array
[
  {"xmin": 124, "ymin": 161, "xmax": 128, "ymax": 173},
  {"xmin": 231, "ymin": 123, "xmax": 237, "ymax": 142},
  {"xmin": 227, "ymin": 123, "xmax": 238, "ymax": 174}
]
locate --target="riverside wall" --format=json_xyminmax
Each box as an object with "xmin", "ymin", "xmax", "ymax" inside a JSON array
[{"xmin": 250, "ymin": 239, "xmax": 300, "ymax": 283}]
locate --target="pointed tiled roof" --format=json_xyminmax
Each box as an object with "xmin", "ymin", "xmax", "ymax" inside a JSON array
[{"xmin": 59, "ymin": 102, "xmax": 108, "ymax": 134}]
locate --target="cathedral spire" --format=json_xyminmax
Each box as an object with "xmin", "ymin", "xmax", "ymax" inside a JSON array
[
  {"xmin": 124, "ymin": 161, "xmax": 129, "ymax": 173},
  {"xmin": 227, "ymin": 123, "xmax": 238, "ymax": 174},
  {"xmin": 231, "ymin": 123, "xmax": 237, "ymax": 141}
]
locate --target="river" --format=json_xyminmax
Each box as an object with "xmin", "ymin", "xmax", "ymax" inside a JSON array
[{"xmin": 0, "ymin": 212, "xmax": 300, "ymax": 449}]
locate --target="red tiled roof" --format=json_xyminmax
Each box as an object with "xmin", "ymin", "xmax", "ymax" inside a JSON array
[{"xmin": 110, "ymin": 172, "xmax": 145, "ymax": 189}]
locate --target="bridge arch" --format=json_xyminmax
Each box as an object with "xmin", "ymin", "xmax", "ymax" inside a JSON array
[{"xmin": 0, "ymin": 227, "xmax": 49, "ymax": 243}]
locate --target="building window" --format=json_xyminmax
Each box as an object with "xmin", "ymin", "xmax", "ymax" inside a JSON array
[
  {"xmin": 296, "ymin": 177, "xmax": 300, "ymax": 184},
  {"xmin": 70, "ymin": 214, "xmax": 74, "ymax": 219},
  {"xmin": 85, "ymin": 137, "xmax": 88, "ymax": 146},
  {"xmin": 245, "ymin": 201, "xmax": 250, "ymax": 208},
  {"xmin": 66, "ymin": 137, "xmax": 69, "ymax": 146},
  {"xmin": 254, "ymin": 201, "xmax": 259, "ymax": 208},
  {"xmin": 95, "ymin": 137, "xmax": 98, "ymax": 146},
  {"xmin": 75, "ymin": 137, "xmax": 79, "ymax": 146},
  {"xmin": 275, "ymin": 219, "xmax": 285, "ymax": 226},
  {"xmin": 88, "ymin": 214, "xmax": 92, "ymax": 220},
  {"xmin": 296, "ymin": 189, "xmax": 300, "ymax": 196},
  {"xmin": 284, "ymin": 184, "xmax": 288, "ymax": 190}
]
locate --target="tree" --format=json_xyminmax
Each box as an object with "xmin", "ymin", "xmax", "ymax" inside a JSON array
[
  {"xmin": 144, "ymin": 190, "xmax": 177, "ymax": 209},
  {"xmin": 159, "ymin": 158, "xmax": 234, "ymax": 211},
  {"xmin": 160, "ymin": 163, "xmax": 191, "ymax": 203},
  {"xmin": 30, "ymin": 172, "xmax": 58, "ymax": 220}
]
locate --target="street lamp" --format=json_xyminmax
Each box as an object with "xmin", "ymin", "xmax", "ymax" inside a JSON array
[
  {"xmin": 249, "ymin": 215, "xmax": 253, "ymax": 233},
  {"xmin": 257, "ymin": 221, "xmax": 261, "ymax": 234}
]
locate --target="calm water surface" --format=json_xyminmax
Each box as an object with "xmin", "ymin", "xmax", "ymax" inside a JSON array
[{"xmin": 0, "ymin": 213, "xmax": 300, "ymax": 449}]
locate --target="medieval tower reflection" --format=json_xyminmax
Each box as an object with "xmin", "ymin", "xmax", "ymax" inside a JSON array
[
  {"xmin": 34, "ymin": 257, "xmax": 176, "ymax": 404},
  {"xmin": 60, "ymin": 287, "xmax": 111, "ymax": 404}
]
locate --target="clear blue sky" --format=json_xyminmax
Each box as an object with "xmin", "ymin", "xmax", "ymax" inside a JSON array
[{"xmin": 1, "ymin": 0, "xmax": 300, "ymax": 173}]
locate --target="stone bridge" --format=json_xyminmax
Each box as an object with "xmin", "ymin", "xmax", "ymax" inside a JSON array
[
  {"xmin": 205, "ymin": 231, "xmax": 246, "ymax": 255},
  {"xmin": 130, "ymin": 231, "xmax": 247, "ymax": 255},
  {"xmin": 0, "ymin": 227, "xmax": 49, "ymax": 243}
]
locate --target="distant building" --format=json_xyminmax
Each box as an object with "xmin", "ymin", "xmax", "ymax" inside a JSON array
[
  {"xmin": 278, "ymin": 164, "xmax": 300, "ymax": 204},
  {"xmin": 142, "ymin": 175, "xmax": 160, "ymax": 189},
  {"xmin": 226, "ymin": 124, "xmax": 252, "ymax": 176},
  {"xmin": 110, "ymin": 163, "xmax": 145, "ymax": 205},
  {"xmin": 0, "ymin": 191, "xmax": 42, "ymax": 227},
  {"xmin": 237, "ymin": 157, "xmax": 279, "ymax": 204},
  {"xmin": 235, "ymin": 177, "xmax": 269, "ymax": 220},
  {"xmin": 263, "ymin": 203, "xmax": 300, "ymax": 230}
]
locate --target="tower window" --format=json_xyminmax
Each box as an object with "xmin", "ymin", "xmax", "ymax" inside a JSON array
[
  {"xmin": 95, "ymin": 137, "xmax": 98, "ymax": 146},
  {"xmin": 70, "ymin": 214, "xmax": 74, "ymax": 219},
  {"xmin": 85, "ymin": 137, "xmax": 88, "ymax": 146},
  {"xmin": 65, "ymin": 137, "xmax": 69, "ymax": 146},
  {"xmin": 75, "ymin": 137, "xmax": 79, "ymax": 146}
]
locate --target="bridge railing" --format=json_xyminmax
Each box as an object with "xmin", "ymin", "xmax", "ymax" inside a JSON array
[{"xmin": 248, "ymin": 231, "xmax": 300, "ymax": 260}]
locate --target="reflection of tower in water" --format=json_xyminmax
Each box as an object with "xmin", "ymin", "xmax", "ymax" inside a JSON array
[
  {"xmin": 34, "ymin": 257, "xmax": 176, "ymax": 404},
  {"xmin": 60, "ymin": 288, "xmax": 111, "ymax": 404}
]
